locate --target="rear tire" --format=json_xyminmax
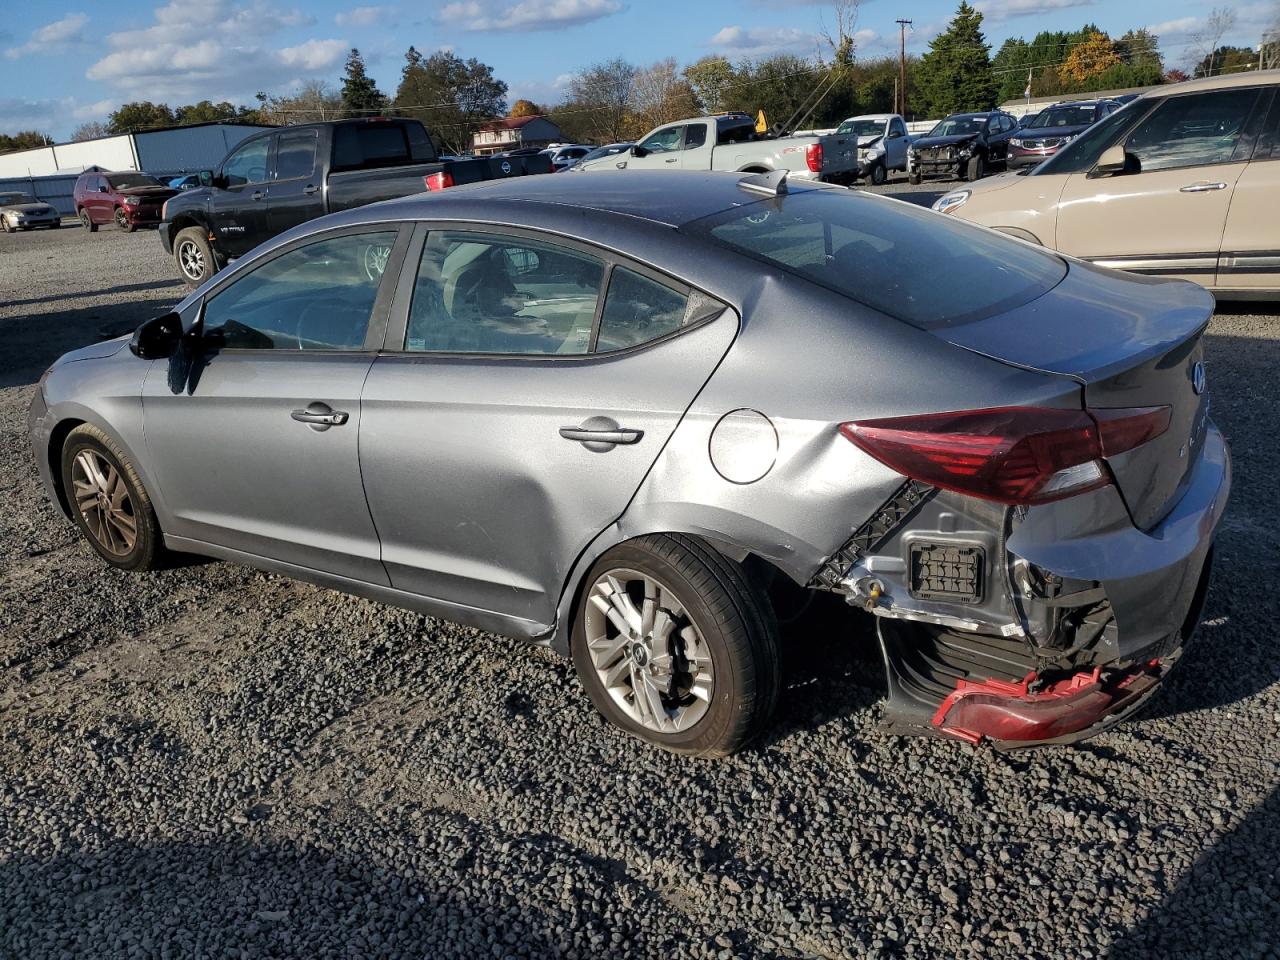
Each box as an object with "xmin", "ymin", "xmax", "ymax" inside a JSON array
[
  {"xmin": 60, "ymin": 424, "xmax": 165, "ymax": 572},
  {"xmin": 79, "ymin": 209, "xmax": 97, "ymax": 232},
  {"xmin": 571, "ymin": 534, "xmax": 780, "ymax": 757},
  {"xmin": 174, "ymin": 226, "xmax": 215, "ymax": 286},
  {"xmin": 908, "ymin": 172, "xmax": 921, "ymax": 185}
]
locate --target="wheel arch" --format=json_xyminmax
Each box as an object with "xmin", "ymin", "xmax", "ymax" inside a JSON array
[
  {"xmin": 991, "ymin": 225, "xmax": 1045, "ymax": 246},
  {"xmin": 45, "ymin": 417, "xmax": 87, "ymax": 519},
  {"xmin": 166, "ymin": 212, "xmax": 212, "ymax": 249}
]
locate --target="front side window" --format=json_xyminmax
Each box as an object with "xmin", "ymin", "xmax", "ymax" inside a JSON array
[
  {"xmin": 223, "ymin": 138, "xmax": 270, "ymax": 187},
  {"xmin": 640, "ymin": 126, "xmax": 684, "ymax": 153},
  {"xmin": 1125, "ymin": 89, "xmax": 1260, "ymax": 171},
  {"xmin": 596, "ymin": 268, "xmax": 691, "ymax": 352},
  {"xmin": 406, "ymin": 232, "xmax": 605, "ymax": 355},
  {"xmin": 202, "ymin": 231, "xmax": 396, "ymax": 350},
  {"xmin": 890, "ymin": 118, "xmax": 907, "ymax": 137},
  {"xmin": 274, "ymin": 130, "xmax": 318, "ymax": 180}
]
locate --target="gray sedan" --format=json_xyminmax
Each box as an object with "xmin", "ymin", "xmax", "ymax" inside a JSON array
[
  {"xmin": 1, "ymin": 191, "xmax": 61, "ymax": 232},
  {"xmin": 28, "ymin": 171, "xmax": 1229, "ymax": 756}
]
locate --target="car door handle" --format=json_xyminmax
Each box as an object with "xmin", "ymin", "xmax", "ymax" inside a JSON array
[
  {"xmin": 559, "ymin": 426, "xmax": 643, "ymax": 445},
  {"xmin": 292, "ymin": 402, "xmax": 349, "ymax": 431},
  {"xmin": 303, "ymin": 184, "xmax": 319, "ymax": 195},
  {"xmin": 664, "ymin": 158, "xmax": 678, "ymax": 164},
  {"xmin": 1180, "ymin": 181, "xmax": 1227, "ymax": 193},
  {"xmin": 251, "ymin": 190, "xmax": 266, "ymax": 201}
]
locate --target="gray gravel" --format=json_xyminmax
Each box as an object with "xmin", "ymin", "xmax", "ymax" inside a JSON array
[{"xmin": 2, "ymin": 213, "xmax": 1278, "ymax": 959}]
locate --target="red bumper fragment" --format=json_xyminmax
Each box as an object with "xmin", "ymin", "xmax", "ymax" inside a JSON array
[{"xmin": 931, "ymin": 663, "xmax": 1161, "ymax": 745}]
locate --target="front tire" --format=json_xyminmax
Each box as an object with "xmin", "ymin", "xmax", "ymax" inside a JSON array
[
  {"xmin": 2, "ymin": 219, "xmax": 13, "ymax": 234},
  {"xmin": 173, "ymin": 226, "xmax": 216, "ymax": 286},
  {"xmin": 869, "ymin": 161, "xmax": 887, "ymax": 186},
  {"xmin": 908, "ymin": 172, "xmax": 921, "ymax": 185},
  {"xmin": 114, "ymin": 207, "xmax": 136, "ymax": 232},
  {"xmin": 79, "ymin": 209, "xmax": 98, "ymax": 232},
  {"xmin": 965, "ymin": 153, "xmax": 986, "ymax": 182},
  {"xmin": 60, "ymin": 424, "xmax": 165, "ymax": 572},
  {"xmin": 571, "ymin": 534, "xmax": 780, "ymax": 757}
]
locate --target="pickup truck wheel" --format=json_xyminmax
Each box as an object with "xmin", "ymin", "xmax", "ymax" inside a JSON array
[
  {"xmin": 965, "ymin": 154, "xmax": 986, "ymax": 182},
  {"xmin": 79, "ymin": 209, "xmax": 97, "ymax": 233},
  {"xmin": 2, "ymin": 219, "xmax": 13, "ymax": 234},
  {"xmin": 908, "ymin": 172, "xmax": 921, "ymax": 185},
  {"xmin": 174, "ymin": 227, "xmax": 215, "ymax": 286},
  {"xmin": 114, "ymin": 207, "xmax": 136, "ymax": 232},
  {"xmin": 869, "ymin": 161, "xmax": 887, "ymax": 186}
]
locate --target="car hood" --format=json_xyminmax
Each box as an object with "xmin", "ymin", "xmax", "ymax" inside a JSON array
[
  {"xmin": 912, "ymin": 133, "xmax": 980, "ymax": 149},
  {"xmin": 52, "ymin": 334, "xmax": 130, "ymax": 368},
  {"xmin": 118, "ymin": 186, "xmax": 177, "ymax": 200},
  {"xmin": 1014, "ymin": 123, "xmax": 1089, "ymax": 139},
  {"xmin": 3, "ymin": 202, "xmax": 55, "ymax": 214}
]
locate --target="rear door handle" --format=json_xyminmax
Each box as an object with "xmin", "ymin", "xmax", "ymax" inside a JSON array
[
  {"xmin": 251, "ymin": 190, "xmax": 266, "ymax": 201},
  {"xmin": 291, "ymin": 402, "xmax": 349, "ymax": 431},
  {"xmin": 303, "ymin": 184, "xmax": 319, "ymax": 196},
  {"xmin": 664, "ymin": 158, "xmax": 678, "ymax": 164},
  {"xmin": 1180, "ymin": 181, "xmax": 1227, "ymax": 193}
]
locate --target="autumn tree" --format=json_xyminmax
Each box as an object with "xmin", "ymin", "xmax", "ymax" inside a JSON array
[
  {"xmin": 256, "ymin": 82, "xmax": 343, "ymax": 124},
  {"xmin": 108, "ymin": 101, "xmax": 176, "ymax": 133},
  {"xmin": 341, "ymin": 48, "xmax": 388, "ymax": 117},
  {"xmin": 509, "ymin": 99, "xmax": 543, "ymax": 118},
  {"xmin": 71, "ymin": 121, "xmax": 109, "ymax": 142},
  {"xmin": 1059, "ymin": 32, "xmax": 1121, "ymax": 89},
  {"xmin": 556, "ymin": 58, "xmax": 636, "ymax": 143},
  {"xmin": 914, "ymin": 2, "xmax": 996, "ymax": 115},
  {"xmin": 628, "ymin": 58, "xmax": 698, "ymax": 136}
]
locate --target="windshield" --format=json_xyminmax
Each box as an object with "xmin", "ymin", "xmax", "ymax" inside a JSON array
[
  {"xmin": 0, "ymin": 192, "xmax": 34, "ymax": 204},
  {"xmin": 107, "ymin": 173, "xmax": 162, "ymax": 190},
  {"xmin": 1030, "ymin": 104, "xmax": 1099, "ymax": 128},
  {"xmin": 928, "ymin": 116, "xmax": 985, "ymax": 137},
  {"xmin": 1032, "ymin": 99, "xmax": 1143, "ymax": 176},
  {"xmin": 836, "ymin": 119, "xmax": 887, "ymax": 137},
  {"xmin": 682, "ymin": 188, "xmax": 1066, "ymax": 329}
]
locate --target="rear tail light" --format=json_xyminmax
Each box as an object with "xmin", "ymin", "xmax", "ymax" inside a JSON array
[
  {"xmin": 840, "ymin": 405, "xmax": 1170, "ymax": 505},
  {"xmin": 423, "ymin": 171, "xmax": 454, "ymax": 191},
  {"xmin": 805, "ymin": 142, "xmax": 823, "ymax": 173}
]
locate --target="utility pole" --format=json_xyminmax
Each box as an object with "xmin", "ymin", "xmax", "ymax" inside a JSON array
[{"xmin": 896, "ymin": 19, "xmax": 912, "ymax": 117}]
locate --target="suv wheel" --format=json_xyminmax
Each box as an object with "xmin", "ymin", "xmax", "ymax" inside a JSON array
[
  {"xmin": 114, "ymin": 207, "xmax": 136, "ymax": 232},
  {"xmin": 869, "ymin": 161, "xmax": 887, "ymax": 186},
  {"xmin": 965, "ymin": 153, "xmax": 986, "ymax": 182},
  {"xmin": 174, "ymin": 226, "xmax": 216, "ymax": 286},
  {"xmin": 572, "ymin": 534, "xmax": 780, "ymax": 757},
  {"xmin": 79, "ymin": 209, "xmax": 98, "ymax": 233}
]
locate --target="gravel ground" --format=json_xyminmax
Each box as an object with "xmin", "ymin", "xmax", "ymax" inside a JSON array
[{"xmin": 1, "ymin": 212, "xmax": 1278, "ymax": 959}]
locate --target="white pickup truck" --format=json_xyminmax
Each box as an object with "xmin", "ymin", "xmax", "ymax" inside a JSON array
[
  {"xmin": 574, "ymin": 113, "xmax": 859, "ymax": 183},
  {"xmin": 833, "ymin": 113, "xmax": 913, "ymax": 185}
]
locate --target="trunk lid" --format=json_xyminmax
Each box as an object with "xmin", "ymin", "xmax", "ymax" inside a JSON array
[{"xmin": 931, "ymin": 262, "xmax": 1215, "ymax": 529}]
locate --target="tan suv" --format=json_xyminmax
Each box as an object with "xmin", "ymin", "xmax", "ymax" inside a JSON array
[{"xmin": 931, "ymin": 70, "xmax": 1280, "ymax": 298}]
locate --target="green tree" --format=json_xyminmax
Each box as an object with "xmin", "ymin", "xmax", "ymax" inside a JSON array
[
  {"xmin": 721, "ymin": 55, "xmax": 822, "ymax": 130},
  {"xmin": 175, "ymin": 100, "xmax": 240, "ymax": 124},
  {"xmin": 684, "ymin": 55, "xmax": 736, "ymax": 114},
  {"xmin": 915, "ymin": 2, "xmax": 997, "ymax": 116},
  {"xmin": 393, "ymin": 48, "xmax": 508, "ymax": 154},
  {"xmin": 1192, "ymin": 45, "xmax": 1255, "ymax": 78},
  {"xmin": 255, "ymin": 81, "xmax": 342, "ymax": 125},
  {"xmin": 108, "ymin": 101, "xmax": 176, "ymax": 133},
  {"xmin": 1117, "ymin": 28, "xmax": 1162, "ymax": 72},
  {"xmin": 341, "ymin": 48, "xmax": 388, "ymax": 117},
  {"xmin": 0, "ymin": 130, "xmax": 54, "ymax": 152}
]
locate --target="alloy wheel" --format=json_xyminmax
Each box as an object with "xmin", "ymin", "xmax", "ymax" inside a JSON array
[
  {"xmin": 71, "ymin": 449, "xmax": 137, "ymax": 556},
  {"xmin": 583, "ymin": 569, "xmax": 714, "ymax": 734},
  {"xmin": 115, "ymin": 208, "xmax": 128, "ymax": 229},
  {"xmin": 178, "ymin": 240, "xmax": 205, "ymax": 281}
]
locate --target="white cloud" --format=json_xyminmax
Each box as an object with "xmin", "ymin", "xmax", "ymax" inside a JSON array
[
  {"xmin": 84, "ymin": 1, "xmax": 340, "ymax": 103},
  {"xmin": 5, "ymin": 13, "xmax": 89, "ymax": 59},
  {"xmin": 707, "ymin": 25, "xmax": 821, "ymax": 58},
  {"xmin": 1145, "ymin": 16, "xmax": 1201, "ymax": 37},
  {"xmin": 975, "ymin": 0, "xmax": 1095, "ymax": 22},
  {"xmin": 73, "ymin": 99, "xmax": 118, "ymax": 122},
  {"xmin": 0, "ymin": 97, "xmax": 70, "ymax": 131},
  {"xmin": 439, "ymin": 0, "xmax": 624, "ymax": 32},
  {"xmin": 336, "ymin": 5, "xmax": 393, "ymax": 27}
]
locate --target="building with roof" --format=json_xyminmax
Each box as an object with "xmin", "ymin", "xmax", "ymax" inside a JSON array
[{"xmin": 471, "ymin": 116, "xmax": 563, "ymax": 156}]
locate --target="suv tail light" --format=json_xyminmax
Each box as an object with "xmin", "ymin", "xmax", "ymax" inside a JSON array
[
  {"xmin": 840, "ymin": 406, "xmax": 1170, "ymax": 505},
  {"xmin": 423, "ymin": 171, "xmax": 454, "ymax": 191},
  {"xmin": 805, "ymin": 142, "xmax": 823, "ymax": 173}
]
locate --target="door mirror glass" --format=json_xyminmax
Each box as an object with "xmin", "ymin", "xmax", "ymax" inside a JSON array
[
  {"xmin": 631, "ymin": 145, "xmax": 648, "ymax": 158},
  {"xmin": 199, "ymin": 170, "xmax": 214, "ymax": 187},
  {"xmin": 1094, "ymin": 143, "xmax": 1129, "ymax": 175},
  {"xmin": 129, "ymin": 312, "xmax": 184, "ymax": 359}
]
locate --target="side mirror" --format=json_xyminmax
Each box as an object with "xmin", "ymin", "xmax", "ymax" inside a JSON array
[
  {"xmin": 199, "ymin": 170, "xmax": 214, "ymax": 187},
  {"xmin": 129, "ymin": 312, "xmax": 183, "ymax": 359},
  {"xmin": 98, "ymin": 185, "xmax": 109, "ymax": 193},
  {"xmin": 1094, "ymin": 143, "xmax": 1129, "ymax": 176},
  {"xmin": 631, "ymin": 145, "xmax": 648, "ymax": 158}
]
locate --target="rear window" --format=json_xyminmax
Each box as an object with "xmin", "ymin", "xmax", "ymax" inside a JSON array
[
  {"xmin": 332, "ymin": 122, "xmax": 434, "ymax": 172},
  {"xmin": 682, "ymin": 189, "xmax": 1066, "ymax": 329}
]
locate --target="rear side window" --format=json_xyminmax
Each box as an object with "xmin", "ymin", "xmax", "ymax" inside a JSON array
[
  {"xmin": 683, "ymin": 189, "xmax": 1066, "ymax": 329},
  {"xmin": 596, "ymin": 268, "xmax": 689, "ymax": 352},
  {"xmin": 332, "ymin": 123, "xmax": 428, "ymax": 171},
  {"xmin": 274, "ymin": 130, "xmax": 318, "ymax": 180},
  {"xmin": 1125, "ymin": 89, "xmax": 1259, "ymax": 171},
  {"xmin": 685, "ymin": 124, "xmax": 708, "ymax": 149}
]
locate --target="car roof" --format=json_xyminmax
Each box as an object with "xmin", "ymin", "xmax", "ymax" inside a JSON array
[
  {"xmin": 945, "ymin": 112, "xmax": 993, "ymax": 119},
  {"xmin": 1150, "ymin": 68, "xmax": 1280, "ymax": 95},
  {"xmin": 842, "ymin": 114, "xmax": 896, "ymax": 121},
  {"xmin": 360, "ymin": 170, "xmax": 833, "ymax": 229}
]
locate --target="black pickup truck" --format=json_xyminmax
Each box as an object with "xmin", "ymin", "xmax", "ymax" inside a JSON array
[{"xmin": 160, "ymin": 117, "xmax": 551, "ymax": 285}]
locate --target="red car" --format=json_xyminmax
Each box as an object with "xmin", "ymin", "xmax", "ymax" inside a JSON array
[{"xmin": 73, "ymin": 171, "xmax": 177, "ymax": 233}]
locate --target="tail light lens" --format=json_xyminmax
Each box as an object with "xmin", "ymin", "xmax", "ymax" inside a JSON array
[
  {"xmin": 423, "ymin": 171, "xmax": 454, "ymax": 191},
  {"xmin": 841, "ymin": 405, "xmax": 1170, "ymax": 505},
  {"xmin": 805, "ymin": 142, "xmax": 823, "ymax": 172}
]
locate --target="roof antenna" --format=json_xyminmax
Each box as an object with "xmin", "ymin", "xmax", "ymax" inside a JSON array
[{"xmin": 738, "ymin": 169, "xmax": 789, "ymax": 197}]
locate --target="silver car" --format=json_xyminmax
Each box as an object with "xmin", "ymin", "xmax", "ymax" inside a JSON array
[
  {"xmin": 1, "ymin": 191, "xmax": 62, "ymax": 232},
  {"xmin": 28, "ymin": 171, "xmax": 1229, "ymax": 756}
]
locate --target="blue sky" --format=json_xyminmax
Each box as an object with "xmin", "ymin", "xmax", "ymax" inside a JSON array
[{"xmin": 2, "ymin": 0, "xmax": 1275, "ymax": 139}]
